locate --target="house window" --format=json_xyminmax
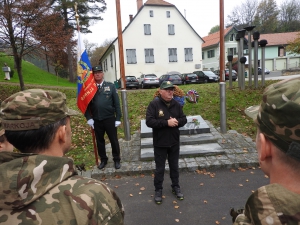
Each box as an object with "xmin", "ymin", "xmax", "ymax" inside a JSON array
[
  {"xmin": 229, "ymin": 34, "xmax": 235, "ymax": 41},
  {"xmin": 278, "ymin": 47, "xmax": 285, "ymax": 57},
  {"xmin": 202, "ymin": 51, "xmax": 205, "ymax": 59},
  {"xmin": 150, "ymin": 10, "xmax": 153, "ymax": 17},
  {"xmin": 145, "ymin": 48, "xmax": 154, "ymax": 63},
  {"xmin": 184, "ymin": 48, "xmax": 193, "ymax": 61},
  {"xmin": 207, "ymin": 50, "xmax": 215, "ymax": 58},
  {"xmin": 105, "ymin": 59, "xmax": 108, "ymax": 71},
  {"xmin": 168, "ymin": 48, "xmax": 177, "ymax": 62},
  {"xmin": 166, "ymin": 11, "xmax": 170, "ymax": 18},
  {"xmin": 227, "ymin": 48, "xmax": 237, "ymax": 55},
  {"xmin": 110, "ymin": 53, "xmax": 113, "ymax": 67},
  {"xmin": 126, "ymin": 49, "xmax": 137, "ymax": 64},
  {"xmin": 144, "ymin": 24, "xmax": 151, "ymax": 35},
  {"xmin": 168, "ymin": 24, "xmax": 175, "ymax": 35}
]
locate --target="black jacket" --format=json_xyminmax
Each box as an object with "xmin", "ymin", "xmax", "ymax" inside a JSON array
[
  {"xmin": 146, "ymin": 97, "xmax": 187, "ymax": 147},
  {"xmin": 85, "ymin": 81, "xmax": 122, "ymax": 121}
]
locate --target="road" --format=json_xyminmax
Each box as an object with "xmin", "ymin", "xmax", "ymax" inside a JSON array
[{"xmin": 102, "ymin": 168, "xmax": 269, "ymax": 225}]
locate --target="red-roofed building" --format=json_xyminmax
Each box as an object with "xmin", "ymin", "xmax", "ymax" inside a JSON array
[{"xmin": 201, "ymin": 26, "xmax": 239, "ymax": 71}]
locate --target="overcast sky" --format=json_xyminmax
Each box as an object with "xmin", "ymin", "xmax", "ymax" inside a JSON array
[{"xmin": 84, "ymin": 0, "xmax": 284, "ymax": 45}]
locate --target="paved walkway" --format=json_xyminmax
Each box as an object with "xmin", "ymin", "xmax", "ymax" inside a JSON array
[{"xmin": 80, "ymin": 120, "xmax": 259, "ymax": 179}]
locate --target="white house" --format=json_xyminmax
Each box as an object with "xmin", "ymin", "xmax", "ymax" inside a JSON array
[{"xmin": 100, "ymin": 0, "xmax": 204, "ymax": 83}]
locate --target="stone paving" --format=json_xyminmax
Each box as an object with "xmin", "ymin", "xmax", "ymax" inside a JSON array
[{"xmin": 80, "ymin": 120, "xmax": 258, "ymax": 179}]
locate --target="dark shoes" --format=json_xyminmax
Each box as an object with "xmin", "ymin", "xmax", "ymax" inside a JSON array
[
  {"xmin": 172, "ymin": 186, "xmax": 184, "ymax": 200},
  {"xmin": 114, "ymin": 161, "xmax": 121, "ymax": 169},
  {"xmin": 98, "ymin": 161, "xmax": 107, "ymax": 169},
  {"xmin": 154, "ymin": 189, "xmax": 163, "ymax": 204}
]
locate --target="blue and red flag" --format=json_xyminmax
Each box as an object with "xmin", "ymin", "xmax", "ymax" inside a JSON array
[{"xmin": 76, "ymin": 31, "xmax": 96, "ymax": 114}]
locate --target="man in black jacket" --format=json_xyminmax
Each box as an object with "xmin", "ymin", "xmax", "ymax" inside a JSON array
[
  {"xmin": 146, "ymin": 81, "xmax": 187, "ymax": 204},
  {"xmin": 85, "ymin": 65, "xmax": 122, "ymax": 170}
]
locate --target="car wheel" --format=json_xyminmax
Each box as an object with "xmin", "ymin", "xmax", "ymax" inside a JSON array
[
  {"xmin": 204, "ymin": 79, "xmax": 208, "ymax": 83},
  {"xmin": 141, "ymin": 83, "xmax": 144, "ymax": 89},
  {"xmin": 183, "ymin": 81, "xmax": 186, "ymax": 85}
]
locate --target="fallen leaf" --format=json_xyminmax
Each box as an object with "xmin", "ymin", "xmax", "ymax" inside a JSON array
[
  {"xmin": 151, "ymin": 173, "xmax": 155, "ymax": 178},
  {"xmin": 139, "ymin": 192, "xmax": 142, "ymax": 195},
  {"xmin": 173, "ymin": 201, "xmax": 178, "ymax": 204},
  {"xmin": 251, "ymin": 190, "xmax": 255, "ymax": 193},
  {"xmin": 204, "ymin": 200, "xmax": 208, "ymax": 203},
  {"xmin": 140, "ymin": 174, "xmax": 145, "ymax": 178},
  {"xmin": 265, "ymin": 175, "xmax": 269, "ymax": 178},
  {"xmin": 252, "ymin": 167, "xmax": 256, "ymax": 170},
  {"xmin": 200, "ymin": 183, "xmax": 204, "ymax": 186},
  {"xmin": 129, "ymin": 194, "xmax": 133, "ymax": 197},
  {"xmin": 140, "ymin": 187, "xmax": 146, "ymax": 191},
  {"xmin": 174, "ymin": 205, "xmax": 180, "ymax": 209},
  {"xmin": 222, "ymin": 217, "xmax": 226, "ymax": 220},
  {"xmin": 250, "ymin": 171, "xmax": 254, "ymax": 174},
  {"xmin": 138, "ymin": 166, "xmax": 141, "ymax": 169},
  {"xmin": 231, "ymin": 169, "xmax": 236, "ymax": 172},
  {"xmin": 175, "ymin": 219, "xmax": 179, "ymax": 222},
  {"xmin": 239, "ymin": 184, "xmax": 243, "ymax": 187},
  {"xmin": 114, "ymin": 186, "xmax": 118, "ymax": 188},
  {"xmin": 222, "ymin": 139, "xmax": 226, "ymax": 143},
  {"xmin": 135, "ymin": 183, "xmax": 139, "ymax": 186},
  {"xmin": 246, "ymin": 179, "xmax": 249, "ymax": 182},
  {"xmin": 216, "ymin": 221, "xmax": 220, "ymax": 224},
  {"xmin": 162, "ymin": 195, "xmax": 166, "ymax": 199}
]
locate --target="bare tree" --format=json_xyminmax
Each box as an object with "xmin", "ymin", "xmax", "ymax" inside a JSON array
[
  {"xmin": 253, "ymin": 0, "xmax": 279, "ymax": 34},
  {"xmin": 90, "ymin": 38, "xmax": 114, "ymax": 67},
  {"xmin": 226, "ymin": 0, "xmax": 259, "ymax": 29},
  {"xmin": 208, "ymin": 25, "xmax": 220, "ymax": 35},
  {"xmin": 0, "ymin": 0, "xmax": 69, "ymax": 90},
  {"xmin": 83, "ymin": 39, "xmax": 98, "ymax": 61},
  {"xmin": 278, "ymin": 0, "xmax": 300, "ymax": 32}
]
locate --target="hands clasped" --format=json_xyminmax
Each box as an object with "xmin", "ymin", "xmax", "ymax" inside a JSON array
[
  {"xmin": 168, "ymin": 117, "xmax": 178, "ymax": 127},
  {"xmin": 115, "ymin": 121, "xmax": 121, "ymax": 127}
]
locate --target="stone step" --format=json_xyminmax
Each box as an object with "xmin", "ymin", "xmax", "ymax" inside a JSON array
[
  {"xmin": 140, "ymin": 143, "xmax": 225, "ymax": 161},
  {"xmin": 141, "ymin": 133, "xmax": 218, "ymax": 148}
]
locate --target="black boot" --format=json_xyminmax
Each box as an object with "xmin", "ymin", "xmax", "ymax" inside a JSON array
[
  {"xmin": 98, "ymin": 161, "xmax": 107, "ymax": 169},
  {"xmin": 114, "ymin": 161, "xmax": 121, "ymax": 169},
  {"xmin": 172, "ymin": 186, "xmax": 184, "ymax": 200},
  {"xmin": 154, "ymin": 189, "xmax": 162, "ymax": 204}
]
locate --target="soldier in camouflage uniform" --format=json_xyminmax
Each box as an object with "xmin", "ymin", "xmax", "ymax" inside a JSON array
[
  {"xmin": 233, "ymin": 77, "xmax": 300, "ymax": 224},
  {"xmin": 0, "ymin": 89, "xmax": 124, "ymax": 225}
]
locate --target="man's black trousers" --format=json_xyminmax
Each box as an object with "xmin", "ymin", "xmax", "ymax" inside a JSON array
[
  {"xmin": 94, "ymin": 117, "xmax": 121, "ymax": 162},
  {"xmin": 154, "ymin": 143, "xmax": 180, "ymax": 191}
]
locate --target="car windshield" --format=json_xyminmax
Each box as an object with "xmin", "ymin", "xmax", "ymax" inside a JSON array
[
  {"xmin": 145, "ymin": 74, "xmax": 157, "ymax": 78},
  {"xmin": 187, "ymin": 74, "xmax": 197, "ymax": 78},
  {"xmin": 203, "ymin": 71, "xmax": 216, "ymax": 76},
  {"xmin": 126, "ymin": 76, "xmax": 136, "ymax": 80},
  {"xmin": 170, "ymin": 75, "xmax": 181, "ymax": 79}
]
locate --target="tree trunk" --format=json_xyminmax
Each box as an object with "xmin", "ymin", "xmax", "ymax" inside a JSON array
[
  {"xmin": 67, "ymin": 43, "xmax": 74, "ymax": 82},
  {"xmin": 14, "ymin": 56, "xmax": 25, "ymax": 91}
]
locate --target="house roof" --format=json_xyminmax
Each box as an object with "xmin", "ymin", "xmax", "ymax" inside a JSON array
[
  {"xmin": 144, "ymin": 0, "xmax": 174, "ymax": 6},
  {"xmin": 258, "ymin": 32, "xmax": 298, "ymax": 46},
  {"xmin": 202, "ymin": 26, "xmax": 235, "ymax": 48}
]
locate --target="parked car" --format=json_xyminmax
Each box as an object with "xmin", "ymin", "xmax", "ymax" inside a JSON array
[
  {"xmin": 214, "ymin": 69, "xmax": 237, "ymax": 81},
  {"xmin": 181, "ymin": 73, "xmax": 199, "ymax": 85},
  {"xmin": 258, "ymin": 67, "xmax": 270, "ymax": 75},
  {"xmin": 159, "ymin": 74, "xmax": 182, "ymax": 85},
  {"xmin": 117, "ymin": 75, "xmax": 139, "ymax": 89},
  {"xmin": 138, "ymin": 74, "xmax": 160, "ymax": 89},
  {"xmin": 193, "ymin": 70, "xmax": 219, "ymax": 83}
]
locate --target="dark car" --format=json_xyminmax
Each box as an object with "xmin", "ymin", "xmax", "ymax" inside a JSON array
[
  {"xmin": 193, "ymin": 70, "xmax": 219, "ymax": 83},
  {"xmin": 159, "ymin": 74, "xmax": 182, "ymax": 85},
  {"xmin": 258, "ymin": 67, "xmax": 270, "ymax": 75},
  {"xmin": 118, "ymin": 75, "xmax": 139, "ymax": 89},
  {"xmin": 138, "ymin": 74, "xmax": 160, "ymax": 89},
  {"xmin": 214, "ymin": 69, "xmax": 237, "ymax": 81},
  {"xmin": 181, "ymin": 73, "xmax": 199, "ymax": 85}
]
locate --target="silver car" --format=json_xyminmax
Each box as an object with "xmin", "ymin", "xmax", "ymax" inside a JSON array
[{"xmin": 138, "ymin": 74, "xmax": 160, "ymax": 89}]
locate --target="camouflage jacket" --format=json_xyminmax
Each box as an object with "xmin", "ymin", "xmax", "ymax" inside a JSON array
[
  {"xmin": 0, "ymin": 152, "xmax": 124, "ymax": 225},
  {"xmin": 233, "ymin": 183, "xmax": 300, "ymax": 225}
]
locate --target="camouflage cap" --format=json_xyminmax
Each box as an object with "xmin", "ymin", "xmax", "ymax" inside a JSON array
[
  {"xmin": 245, "ymin": 77, "xmax": 300, "ymax": 159},
  {"xmin": 160, "ymin": 81, "xmax": 175, "ymax": 90},
  {"xmin": 0, "ymin": 89, "xmax": 79, "ymax": 131},
  {"xmin": 0, "ymin": 122, "xmax": 4, "ymax": 136}
]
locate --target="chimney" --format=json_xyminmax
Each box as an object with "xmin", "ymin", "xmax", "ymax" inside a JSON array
[
  {"xmin": 137, "ymin": 0, "xmax": 143, "ymax": 11},
  {"xmin": 129, "ymin": 14, "xmax": 133, "ymax": 22}
]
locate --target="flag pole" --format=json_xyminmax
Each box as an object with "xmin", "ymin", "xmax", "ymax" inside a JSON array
[{"xmin": 75, "ymin": 3, "xmax": 99, "ymax": 166}]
